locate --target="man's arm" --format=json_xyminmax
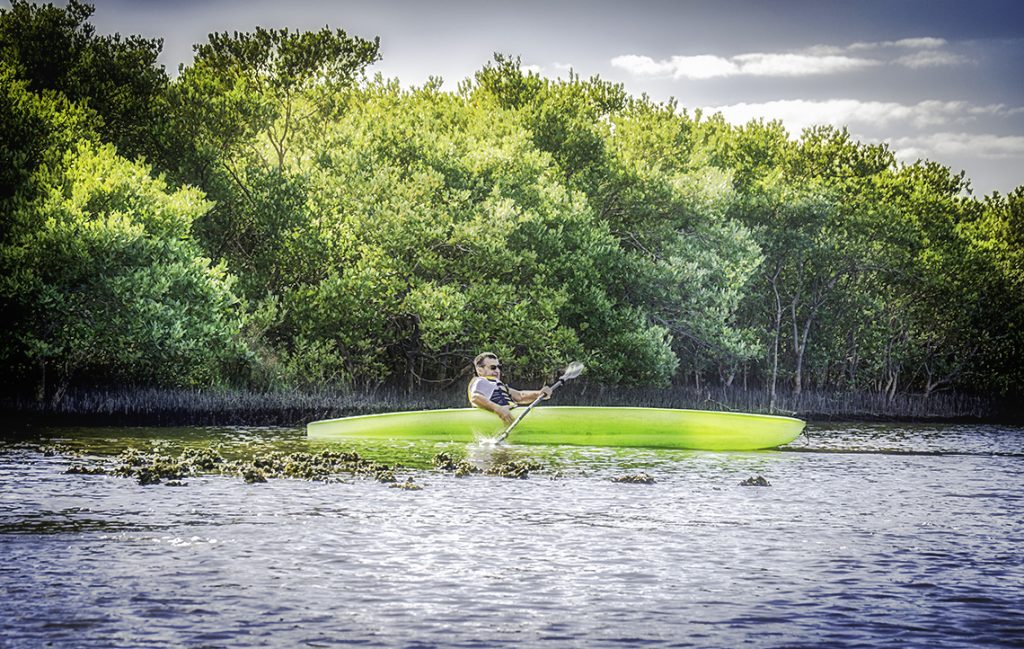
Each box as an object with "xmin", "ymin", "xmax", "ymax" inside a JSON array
[{"xmin": 509, "ymin": 385, "xmax": 553, "ymax": 405}]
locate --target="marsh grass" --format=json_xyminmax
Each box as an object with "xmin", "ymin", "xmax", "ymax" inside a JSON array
[
  {"xmin": 2, "ymin": 387, "xmax": 464, "ymax": 427},
  {"xmin": 1, "ymin": 382, "xmax": 1005, "ymax": 427},
  {"xmin": 556, "ymin": 384, "xmax": 1000, "ymax": 421}
]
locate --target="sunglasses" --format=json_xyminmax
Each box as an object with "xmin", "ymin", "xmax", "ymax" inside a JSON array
[{"xmin": 486, "ymin": 364, "xmax": 502, "ymax": 370}]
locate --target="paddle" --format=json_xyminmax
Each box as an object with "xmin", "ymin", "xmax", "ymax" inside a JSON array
[{"xmin": 495, "ymin": 361, "xmax": 584, "ymax": 443}]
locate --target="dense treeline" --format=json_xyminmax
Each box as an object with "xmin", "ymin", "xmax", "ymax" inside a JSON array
[{"xmin": 2, "ymin": 1, "xmax": 1021, "ymax": 409}]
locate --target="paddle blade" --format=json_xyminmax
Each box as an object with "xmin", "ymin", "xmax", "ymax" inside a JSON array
[{"xmin": 560, "ymin": 361, "xmax": 584, "ymax": 381}]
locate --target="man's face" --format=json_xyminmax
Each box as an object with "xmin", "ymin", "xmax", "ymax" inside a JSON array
[{"xmin": 478, "ymin": 358, "xmax": 502, "ymax": 379}]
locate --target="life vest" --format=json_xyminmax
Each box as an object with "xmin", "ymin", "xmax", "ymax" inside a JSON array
[{"xmin": 468, "ymin": 376, "xmax": 515, "ymax": 408}]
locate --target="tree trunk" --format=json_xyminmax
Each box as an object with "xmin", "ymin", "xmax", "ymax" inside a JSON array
[
  {"xmin": 886, "ymin": 368, "xmax": 899, "ymax": 403},
  {"xmin": 769, "ymin": 269, "xmax": 783, "ymax": 413},
  {"xmin": 846, "ymin": 332, "xmax": 858, "ymax": 389},
  {"xmin": 790, "ymin": 299, "xmax": 805, "ymax": 396},
  {"xmin": 36, "ymin": 359, "xmax": 47, "ymax": 403}
]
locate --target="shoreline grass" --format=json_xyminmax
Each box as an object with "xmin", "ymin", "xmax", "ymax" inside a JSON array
[{"xmin": 1, "ymin": 383, "xmax": 1015, "ymax": 429}]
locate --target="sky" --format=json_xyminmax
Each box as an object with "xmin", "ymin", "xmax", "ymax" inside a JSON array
[{"xmin": 47, "ymin": 0, "xmax": 1024, "ymax": 195}]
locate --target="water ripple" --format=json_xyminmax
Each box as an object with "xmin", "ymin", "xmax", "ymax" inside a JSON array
[{"xmin": 1, "ymin": 423, "xmax": 1022, "ymax": 648}]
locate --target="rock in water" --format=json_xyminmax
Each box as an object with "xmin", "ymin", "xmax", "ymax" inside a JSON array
[{"xmin": 611, "ymin": 473, "xmax": 656, "ymax": 484}]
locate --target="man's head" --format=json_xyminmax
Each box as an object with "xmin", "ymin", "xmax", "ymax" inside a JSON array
[{"xmin": 474, "ymin": 352, "xmax": 502, "ymax": 379}]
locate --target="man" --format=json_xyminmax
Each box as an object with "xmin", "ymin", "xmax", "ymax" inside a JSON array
[{"xmin": 468, "ymin": 352, "xmax": 552, "ymax": 426}]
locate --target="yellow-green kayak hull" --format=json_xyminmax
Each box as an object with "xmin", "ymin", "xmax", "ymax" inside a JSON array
[{"xmin": 307, "ymin": 407, "xmax": 804, "ymax": 450}]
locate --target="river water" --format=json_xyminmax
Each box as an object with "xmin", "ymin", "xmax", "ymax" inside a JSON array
[{"xmin": 1, "ymin": 422, "xmax": 1022, "ymax": 648}]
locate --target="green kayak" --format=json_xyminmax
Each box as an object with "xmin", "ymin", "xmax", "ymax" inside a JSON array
[{"xmin": 306, "ymin": 406, "xmax": 804, "ymax": 450}]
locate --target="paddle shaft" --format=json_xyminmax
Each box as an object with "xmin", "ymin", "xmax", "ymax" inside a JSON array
[{"xmin": 495, "ymin": 377, "xmax": 568, "ymax": 443}]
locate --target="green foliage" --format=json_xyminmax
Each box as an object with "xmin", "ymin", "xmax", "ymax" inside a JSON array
[
  {"xmin": 605, "ymin": 103, "xmax": 763, "ymax": 369},
  {"xmin": 163, "ymin": 24, "xmax": 381, "ymax": 293},
  {"xmin": 0, "ymin": 61, "xmax": 96, "ymax": 205},
  {"xmin": 277, "ymin": 80, "xmax": 640, "ymax": 384},
  {"xmin": 974, "ymin": 188, "xmax": 1024, "ymax": 291},
  {"xmin": 1, "ymin": 7, "xmax": 1021, "ymax": 401},
  {"xmin": 0, "ymin": 143, "xmax": 245, "ymax": 402},
  {"xmin": 466, "ymin": 59, "xmax": 761, "ymax": 380},
  {"xmin": 166, "ymin": 24, "xmax": 379, "ymax": 171},
  {"xmin": 0, "ymin": 0, "xmax": 168, "ymax": 160},
  {"xmin": 954, "ymin": 187, "xmax": 1024, "ymax": 394}
]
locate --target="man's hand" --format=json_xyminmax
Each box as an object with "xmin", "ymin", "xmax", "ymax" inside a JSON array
[
  {"xmin": 497, "ymin": 406, "xmax": 515, "ymax": 426},
  {"xmin": 540, "ymin": 385, "xmax": 553, "ymax": 400}
]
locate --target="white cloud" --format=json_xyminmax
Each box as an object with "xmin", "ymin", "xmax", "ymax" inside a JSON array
[
  {"xmin": 801, "ymin": 45, "xmax": 847, "ymax": 56},
  {"xmin": 610, "ymin": 54, "xmax": 678, "ymax": 77},
  {"xmin": 895, "ymin": 50, "xmax": 971, "ymax": 68},
  {"xmin": 666, "ymin": 55, "xmax": 742, "ymax": 79},
  {"xmin": 893, "ymin": 37, "xmax": 947, "ymax": 49},
  {"xmin": 969, "ymin": 104, "xmax": 1024, "ymax": 117},
  {"xmin": 705, "ymin": 99, "xmax": 1022, "ymax": 134},
  {"xmin": 708, "ymin": 99, "xmax": 901, "ymax": 133},
  {"xmin": 613, "ymin": 35, "xmax": 968, "ymax": 80},
  {"xmin": 849, "ymin": 37, "xmax": 947, "ymax": 50},
  {"xmin": 612, "ymin": 54, "xmax": 743, "ymax": 79},
  {"xmin": 733, "ymin": 53, "xmax": 877, "ymax": 76},
  {"xmin": 611, "ymin": 52, "xmax": 874, "ymax": 79},
  {"xmin": 889, "ymin": 133, "xmax": 1024, "ymax": 160}
]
